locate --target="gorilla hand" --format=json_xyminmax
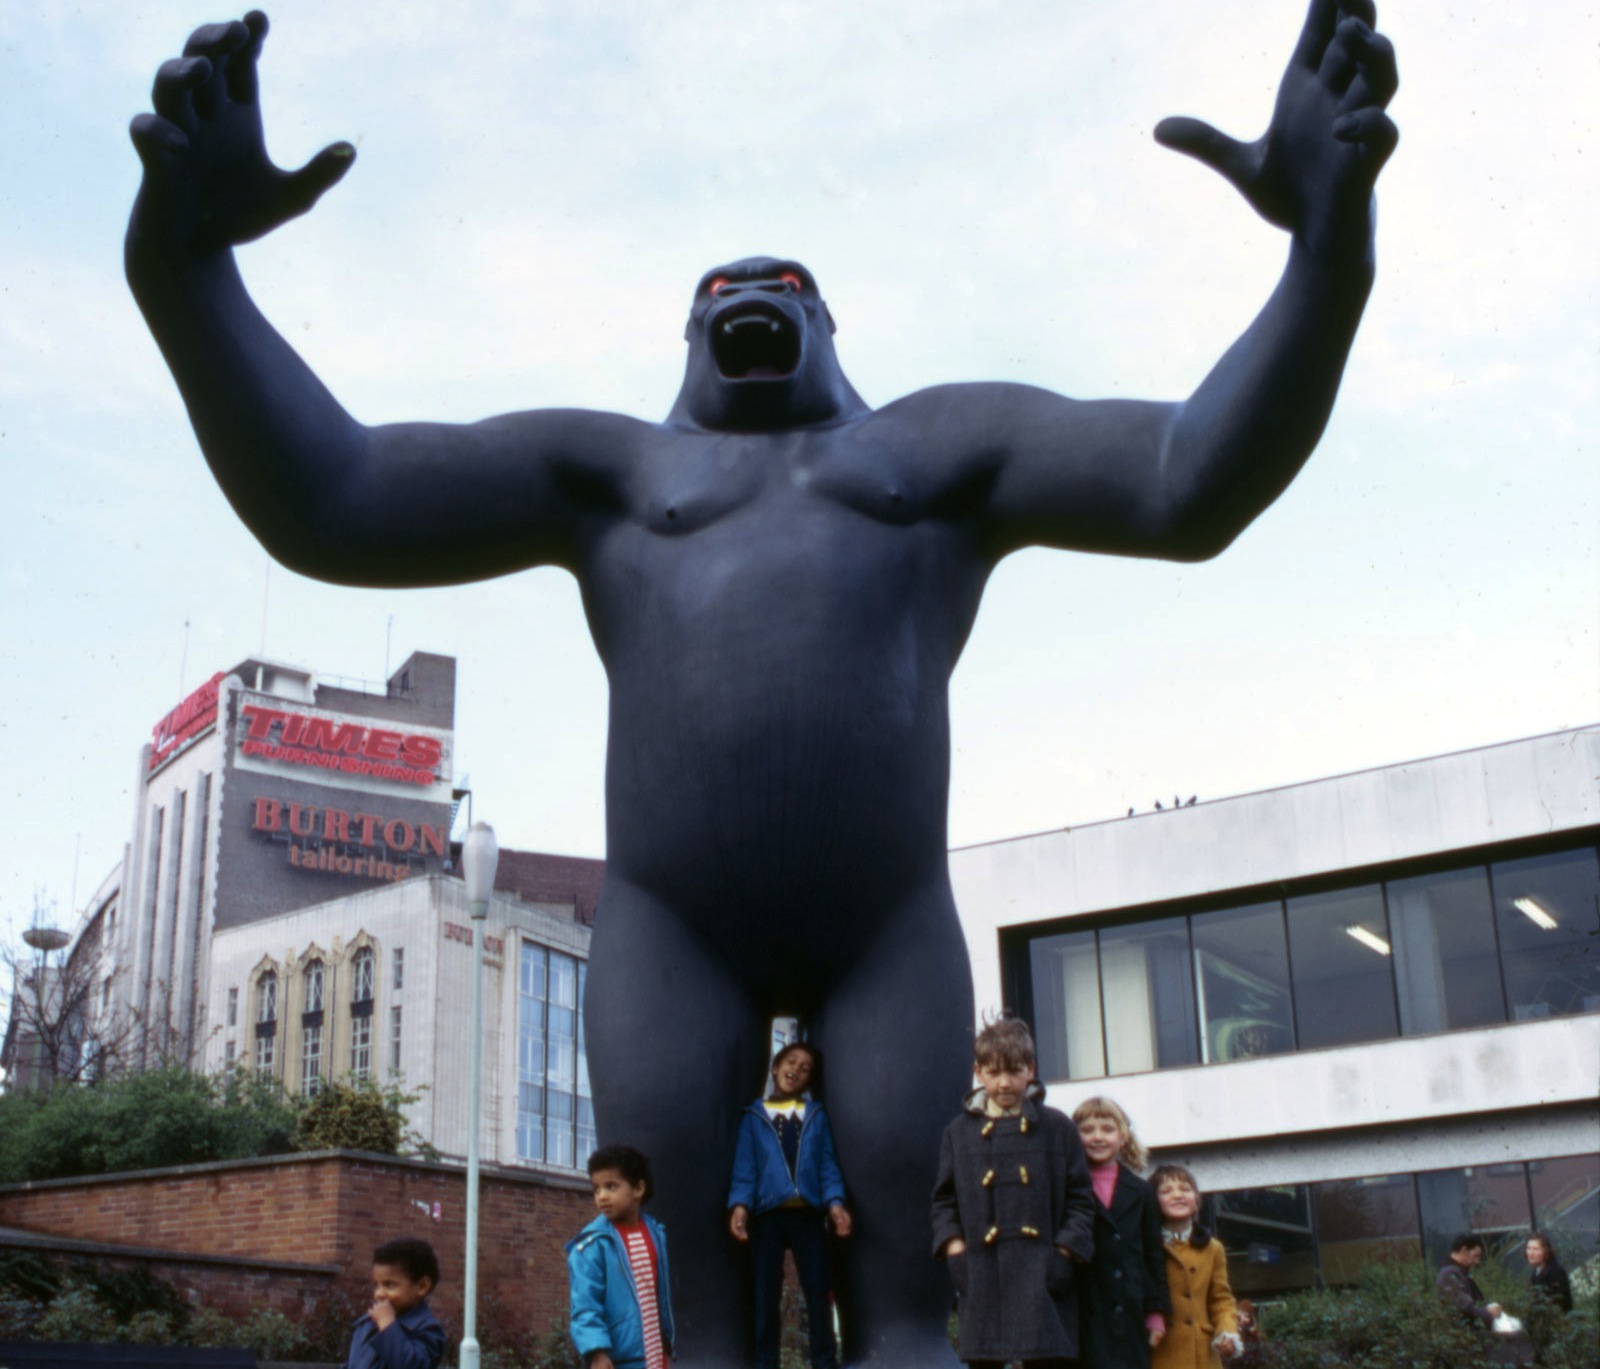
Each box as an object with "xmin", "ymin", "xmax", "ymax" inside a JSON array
[
  {"xmin": 128, "ymin": 11, "xmax": 353, "ymax": 256},
  {"xmin": 1153, "ymin": 0, "xmax": 1397, "ymax": 254}
]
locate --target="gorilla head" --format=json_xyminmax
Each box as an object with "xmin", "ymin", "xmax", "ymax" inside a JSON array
[{"xmin": 667, "ymin": 256, "xmax": 869, "ymax": 432}]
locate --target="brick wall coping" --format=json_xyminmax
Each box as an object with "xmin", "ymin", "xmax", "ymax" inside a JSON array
[
  {"xmin": 0, "ymin": 1224, "xmax": 342, "ymax": 1277},
  {"xmin": 0, "ymin": 1148, "xmax": 592, "ymax": 1196}
]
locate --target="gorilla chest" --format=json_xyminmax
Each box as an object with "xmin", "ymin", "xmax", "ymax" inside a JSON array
[{"xmin": 636, "ymin": 429, "xmax": 928, "ymax": 538}]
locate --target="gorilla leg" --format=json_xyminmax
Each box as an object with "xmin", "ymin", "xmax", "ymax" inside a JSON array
[
  {"xmin": 585, "ymin": 880, "xmax": 770, "ymax": 1368},
  {"xmin": 811, "ymin": 889, "xmax": 973, "ymax": 1369}
]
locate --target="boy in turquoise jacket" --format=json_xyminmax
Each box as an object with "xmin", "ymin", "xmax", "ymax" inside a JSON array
[{"xmin": 568, "ymin": 1144, "xmax": 675, "ymax": 1369}]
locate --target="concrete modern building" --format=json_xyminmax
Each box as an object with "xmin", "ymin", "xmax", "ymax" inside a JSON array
[{"xmin": 950, "ymin": 726, "xmax": 1600, "ymax": 1294}]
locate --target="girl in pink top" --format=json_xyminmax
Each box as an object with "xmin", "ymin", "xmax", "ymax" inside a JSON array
[{"xmin": 1073, "ymin": 1098, "xmax": 1171, "ymax": 1369}]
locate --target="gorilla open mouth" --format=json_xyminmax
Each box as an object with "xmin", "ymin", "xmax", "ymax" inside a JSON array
[{"xmin": 709, "ymin": 302, "xmax": 802, "ymax": 380}]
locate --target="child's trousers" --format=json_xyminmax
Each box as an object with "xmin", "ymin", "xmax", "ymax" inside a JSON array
[{"xmin": 752, "ymin": 1205, "xmax": 837, "ymax": 1369}]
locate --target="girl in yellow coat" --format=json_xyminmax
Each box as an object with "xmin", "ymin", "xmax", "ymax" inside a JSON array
[{"xmin": 1148, "ymin": 1165, "xmax": 1242, "ymax": 1369}]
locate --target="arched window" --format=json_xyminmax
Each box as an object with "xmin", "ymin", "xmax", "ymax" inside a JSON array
[
  {"xmin": 304, "ymin": 959, "xmax": 325, "ymax": 1014},
  {"xmin": 257, "ymin": 970, "xmax": 278, "ymax": 1024},
  {"xmin": 254, "ymin": 969, "xmax": 278, "ymax": 1078},
  {"xmin": 351, "ymin": 947, "xmax": 375, "ymax": 1004}
]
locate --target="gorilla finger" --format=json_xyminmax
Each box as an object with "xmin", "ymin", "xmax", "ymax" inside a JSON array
[
  {"xmin": 182, "ymin": 18, "xmax": 252, "ymax": 60},
  {"xmin": 1291, "ymin": 0, "xmax": 1342, "ymax": 73},
  {"xmin": 1332, "ymin": 108, "xmax": 1399, "ymax": 165},
  {"xmin": 129, "ymin": 111, "xmax": 190, "ymax": 166},
  {"xmin": 280, "ymin": 143, "xmax": 358, "ymax": 216},
  {"xmin": 1337, "ymin": 0, "xmax": 1377, "ymax": 27},
  {"xmin": 1316, "ymin": 22, "xmax": 1369, "ymax": 94},
  {"xmin": 1340, "ymin": 29, "xmax": 1398, "ymax": 109},
  {"xmin": 227, "ymin": 11, "xmax": 271, "ymax": 105},
  {"xmin": 152, "ymin": 56, "xmax": 212, "ymax": 133},
  {"xmin": 1155, "ymin": 116, "xmax": 1254, "ymax": 191}
]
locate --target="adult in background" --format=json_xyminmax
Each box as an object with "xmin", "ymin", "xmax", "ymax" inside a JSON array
[
  {"xmin": 1523, "ymin": 1232, "xmax": 1574, "ymax": 1364},
  {"xmin": 1436, "ymin": 1234, "xmax": 1533, "ymax": 1367},
  {"xmin": 1523, "ymin": 1233, "xmax": 1573, "ymax": 1316}
]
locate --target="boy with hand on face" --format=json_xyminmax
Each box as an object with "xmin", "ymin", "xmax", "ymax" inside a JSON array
[
  {"xmin": 1148, "ymin": 1165, "xmax": 1241, "ymax": 1369},
  {"xmin": 568, "ymin": 1145, "xmax": 675, "ymax": 1369},
  {"xmin": 345, "ymin": 1237, "xmax": 446, "ymax": 1369},
  {"xmin": 932, "ymin": 1015, "xmax": 1095, "ymax": 1369}
]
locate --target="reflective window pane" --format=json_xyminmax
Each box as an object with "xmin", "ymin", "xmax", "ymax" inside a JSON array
[
  {"xmin": 1191, "ymin": 903, "xmax": 1295, "ymax": 1063},
  {"xmin": 1490, "ymin": 848, "xmax": 1600, "ymax": 1021},
  {"xmin": 1100, "ymin": 917, "xmax": 1198, "ymax": 1075},
  {"xmin": 1213, "ymin": 1185, "xmax": 1317, "ymax": 1296},
  {"xmin": 1388, "ymin": 867, "xmax": 1505, "ymax": 1034},
  {"xmin": 1528, "ymin": 1154, "xmax": 1600, "ymax": 1266},
  {"xmin": 1418, "ymin": 1164, "xmax": 1532, "ymax": 1269},
  {"xmin": 1028, "ymin": 929, "xmax": 1104, "ymax": 1082},
  {"xmin": 1314, "ymin": 1175, "xmax": 1421, "ymax": 1285},
  {"xmin": 1286, "ymin": 886, "xmax": 1398, "ymax": 1049}
]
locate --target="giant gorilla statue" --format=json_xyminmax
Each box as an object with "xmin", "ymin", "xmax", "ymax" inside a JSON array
[{"xmin": 126, "ymin": 5, "xmax": 1397, "ymax": 1364}]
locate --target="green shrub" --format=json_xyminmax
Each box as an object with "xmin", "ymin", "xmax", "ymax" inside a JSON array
[
  {"xmin": 1261, "ymin": 1262, "xmax": 1487, "ymax": 1368},
  {"xmin": 295, "ymin": 1077, "xmax": 404, "ymax": 1153},
  {"xmin": 121, "ymin": 1308, "xmax": 178, "ymax": 1344},
  {"xmin": 66, "ymin": 1259, "xmax": 186, "ymax": 1326},
  {"xmin": 34, "ymin": 1286, "xmax": 116, "ymax": 1343},
  {"xmin": 232, "ymin": 1307, "xmax": 311, "ymax": 1360},
  {"xmin": 0, "ymin": 1250, "xmax": 62, "ymax": 1304},
  {"xmin": 297, "ymin": 1284, "xmax": 368, "ymax": 1361},
  {"xmin": 0, "ymin": 1288, "xmax": 45, "ymax": 1339},
  {"xmin": 184, "ymin": 1306, "xmax": 248, "ymax": 1348},
  {"xmin": 0, "ymin": 1064, "xmax": 297, "ymax": 1183}
]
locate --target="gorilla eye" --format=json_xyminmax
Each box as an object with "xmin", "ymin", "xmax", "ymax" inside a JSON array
[
  {"xmin": 708, "ymin": 276, "xmax": 731, "ymax": 297},
  {"xmin": 779, "ymin": 271, "xmax": 804, "ymax": 292}
]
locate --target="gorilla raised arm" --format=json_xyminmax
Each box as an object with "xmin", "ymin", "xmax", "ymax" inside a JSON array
[{"xmin": 126, "ymin": 6, "xmax": 1395, "ymax": 1367}]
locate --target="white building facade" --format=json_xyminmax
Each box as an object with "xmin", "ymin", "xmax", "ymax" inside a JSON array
[
  {"xmin": 949, "ymin": 727, "xmax": 1600, "ymax": 1293},
  {"xmin": 203, "ymin": 873, "xmax": 594, "ymax": 1171}
]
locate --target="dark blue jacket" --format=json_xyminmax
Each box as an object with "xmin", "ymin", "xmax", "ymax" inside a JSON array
[
  {"xmin": 566, "ymin": 1211, "xmax": 675, "ymax": 1369},
  {"xmin": 344, "ymin": 1299, "xmax": 445, "ymax": 1369},
  {"xmin": 727, "ymin": 1098, "xmax": 848, "ymax": 1216}
]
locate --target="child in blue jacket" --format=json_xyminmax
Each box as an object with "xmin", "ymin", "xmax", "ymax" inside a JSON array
[
  {"xmin": 568, "ymin": 1145, "xmax": 675, "ymax": 1369},
  {"xmin": 728, "ymin": 1042, "xmax": 852, "ymax": 1369},
  {"xmin": 345, "ymin": 1237, "xmax": 446, "ymax": 1369}
]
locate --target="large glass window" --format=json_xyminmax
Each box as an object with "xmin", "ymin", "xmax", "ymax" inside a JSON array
[
  {"xmin": 1100, "ymin": 917, "xmax": 1199, "ymax": 1075},
  {"xmin": 1287, "ymin": 885, "xmax": 1398, "ymax": 1050},
  {"xmin": 1028, "ymin": 928, "xmax": 1104, "ymax": 1081},
  {"xmin": 517, "ymin": 942, "xmax": 593, "ymax": 1169},
  {"xmin": 1529, "ymin": 1154, "xmax": 1599, "ymax": 1266},
  {"xmin": 1418, "ymin": 1164, "xmax": 1533, "ymax": 1269},
  {"xmin": 1213, "ymin": 1184, "xmax": 1317, "ymax": 1296},
  {"xmin": 1017, "ymin": 840, "xmax": 1597, "ymax": 1083},
  {"xmin": 1314, "ymin": 1175, "xmax": 1421, "ymax": 1284},
  {"xmin": 1490, "ymin": 848, "xmax": 1600, "ymax": 1021},
  {"xmin": 1192, "ymin": 902, "xmax": 1294, "ymax": 1064},
  {"xmin": 351, "ymin": 948, "xmax": 375, "ymax": 1004},
  {"xmin": 1388, "ymin": 867, "xmax": 1506, "ymax": 1033}
]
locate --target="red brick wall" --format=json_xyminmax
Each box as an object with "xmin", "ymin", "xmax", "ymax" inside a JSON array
[{"xmin": 0, "ymin": 1152, "xmax": 593, "ymax": 1345}]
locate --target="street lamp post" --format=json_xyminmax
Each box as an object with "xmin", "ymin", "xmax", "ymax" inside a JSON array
[{"xmin": 460, "ymin": 821, "xmax": 499, "ymax": 1369}]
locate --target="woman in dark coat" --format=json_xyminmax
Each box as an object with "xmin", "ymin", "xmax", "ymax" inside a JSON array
[
  {"xmin": 1072, "ymin": 1097, "xmax": 1170, "ymax": 1369},
  {"xmin": 1524, "ymin": 1232, "xmax": 1573, "ymax": 1315}
]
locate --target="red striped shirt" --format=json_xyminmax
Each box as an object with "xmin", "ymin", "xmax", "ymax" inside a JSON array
[{"xmin": 615, "ymin": 1220, "xmax": 665, "ymax": 1369}]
